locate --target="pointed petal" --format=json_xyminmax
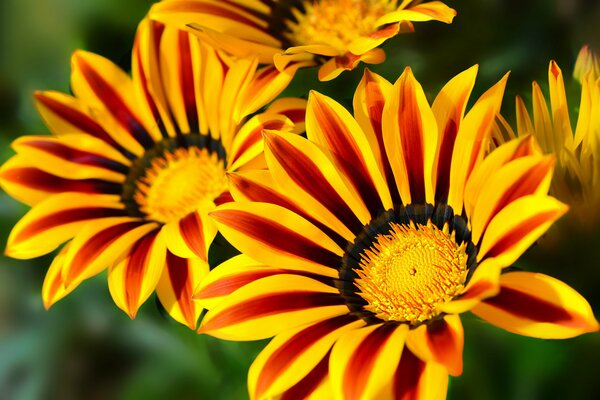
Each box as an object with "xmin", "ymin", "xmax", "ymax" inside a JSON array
[
  {"xmin": 347, "ymin": 23, "xmax": 401, "ymax": 55},
  {"xmin": 198, "ymin": 274, "xmax": 347, "ymax": 340},
  {"xmin": 477, "ymin": 195, "xmax": 568, "ymax": 265},
  {"xmin": 249, "ymin": 315, "xmax": 364, "ymax": 400},
  {"xmin": 470, "ymin": 155, "xmax": 554, "ymax": 244},
  {"xmin": 307, "ymin": 90, "xmax": 392, "ymax": 215},
  {"xmin": 382, "ymin": 67, "xmax": 438, "ymax": 204},
  {"xmin": 12, "ymin": 134, "xmax": 129, "ymax": 182},
  {"xmin": 42, "ymin": 243, "xmax": 76, "ymax": 309},
  {"xmin": 330, "ymin": 323, "xmax": 409, "ymax": 400},
  {"xmin": 108, "ymin": 229, "xmax": 167, "ymax": 319},
  {"xmin": 376, "ymin": 1, "xmax": 457, "ymax": 25},
  {"xmin": 70, "ymin": 51, "xmax": 159, "ymax": 154},
  {"xmin": 447, "ymin": 73, "xmax": 509, "ymax": 213},
  {"xmin": 431, "ymin": 65, "xmax": 478, "ymax": 203},
  {"xmin": 163, "ymin": 206, "xmax": 217, "ymax": 261},
  {"xmin": 62, "ymin": 217, "xmax": 158, "ymax": 289},
  {"xmin": 0, "ymin": 155, "xmax": 122, "ymax": 206},
  {"xmin": 406, "ymin": 315, "xmax": 464, "ymax": 376},
  {"xmin": 156, "ymin": 251, "xmax": 207, "ymax": 329},
  {"xmin": 548, "ymin": 61, "xmax": 574, "ymax": 150},
  {"xmin": 463, "ymin": 135, "xmax": 539, "ymax": 219},
  {"xmin": 210, "ymin": 201, "xmax": 342, "ymax": 274},
  {"xmin": 194, "ymin": 254, "xmax": 336, "ymax": 310},
  {"xmin": 472, "ymin": 272, "xmax": 599, "ymax": 339},
  {"xmin": 263, "ymin": 130, "xmax": 366, "ymax": 239},
  {"xmin": 6, "ymin": 193, "xmax": 125, "ymax": 259},
  {"xmin": 34, "ymin": 91, "xmax": 135, "ymax": 158}
]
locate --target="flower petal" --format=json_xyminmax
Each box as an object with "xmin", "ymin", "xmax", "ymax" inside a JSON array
[
  {"xmin": 306, "ymin": 90, "xmax": 392, "ymax": 216},
  {"xmin": 62, "ymin": 217, "xmax": 158, "ymax": 290},
  {"xmin": 163, "ymin": 206, "xmax": 217, "ymax": 261},
  {"xmin": 376, "ymin": 1, "xmax": 457, "ymax": 25},
  {"xmin": 382, "ymin": 67, "xmax": 438, "ymax": 205},
  {"xmin": 108, "ymin": 228, "xmax": 167, "ymax": 319},
  {"xmin": 431, "ymin": 65, "xmax": 478, "ymax": 203},
  {"xmin": 71, "ymin": 51, "xmax": 161, "ymax": 151},
  {"xmin": 263, "ymin": 130, "xmax": 366, "ymax": 239},
  {"xmin": 42, "ymin": 243, "xmax": 75, "ymax": 310},
  {"xmin": 249, "ymin": 315, "xmax": 364, "ymax": 400},
  {"xmin": 406, "ymin": 314, "xmax": 464, "ymax": 376},
  {"xmin": 477, "ymin": 195, "xmax": 568, "ymax": 265},
  {"xmin": 472, "ymin": 272, "xmax": 599, "ymax": 339},
  {"xmin": 6, "ymin": 193, "xmax": 125, "ymax": 259},
  {"xmin": 330, "ymin": 323, "xmax": 409, "ymax": 400},
  {"xmin": 447, "ymin": 73, "xmax": 509, "ymax": 213},
  {"xmin": 156, "ymin": 251, "xmax": 207, "ymax": 329},
  {"xmin": 210, "ymin": 201, "xmax": 342, "ymax": 274},
  {"xmin": 391, "ymin": 350, "xmax": 448, "ymax": 400},
  {"xmin": 279, "ymin": 353, "xmax": 332, "ymax": 400},
  {"xmin": 34, "ymin": 91, "xmax": 136, "ymax": 159},
  {"xmin": 194, "ymin": 254, "xmax": 336, "ymax": 310},
  {"xmin": 264, "ymin": 97, "xmax": 308, "ymax": 134},
  {"xmin": 198, "ymin": 274, "xmax": 347, "ymax": 340}
]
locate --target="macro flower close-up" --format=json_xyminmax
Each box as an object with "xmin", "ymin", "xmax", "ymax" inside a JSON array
[
  {"xmin": 150, "ymin": 0, "xmax": 456, "ymax": 80},
  {"xmin": 197, "ymin": 67, "xmax": 598, "ymax": 399},
  {"xmin": 0, "ymin": 17, "xmax": 306, "ymax": 329}
]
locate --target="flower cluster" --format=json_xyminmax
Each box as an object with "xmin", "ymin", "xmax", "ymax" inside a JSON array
[{"xmin": 1, "ymin": 1, "xmax": 598, "ymax": 399}]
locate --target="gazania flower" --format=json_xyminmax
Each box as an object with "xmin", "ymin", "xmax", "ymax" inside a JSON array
[
  {"xmin": 0, "ymin": 18, "xmax": 306, "ymax": 329},
  {"xmin": 194, "ymin": 67, "xmax": 598, "ymax": 399},
  {"xmin": 150, "ymin": 0, "xmax": 456, "ymax": 81},
  {"xmin": 512, "ymin": 48, "xmax": 600, "ymax": 227}
]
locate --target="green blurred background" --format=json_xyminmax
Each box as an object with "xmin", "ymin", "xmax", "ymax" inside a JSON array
[{"xmin": 1, "ymin": 0, "xmax": 599, "ymax": 399}]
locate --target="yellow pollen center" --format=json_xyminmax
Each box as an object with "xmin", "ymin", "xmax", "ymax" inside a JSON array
[
  {"xmin": 134, "ymin": 147, "xmax": 227, "ymax": 224},
  {"xmin": 286, "ymin": 0, "xmax": 394, "ymax": 53},
  {"xmin": 354, "ymin": 222, "xmax": 468, "ymax": 324}
]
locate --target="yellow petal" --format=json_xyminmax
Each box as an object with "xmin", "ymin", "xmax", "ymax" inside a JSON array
[{"xmin": 472, "ymin": 272, "xmax": 599, "ymax": 339}]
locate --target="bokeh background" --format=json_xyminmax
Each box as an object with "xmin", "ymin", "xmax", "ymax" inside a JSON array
[{"xmin": 1, "ymin": 0, "xmax": 600, "ymax": 399}]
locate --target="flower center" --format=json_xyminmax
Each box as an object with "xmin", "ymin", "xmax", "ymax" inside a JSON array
[
  {"xmin": 354, "ymin": 222, "xmax": 468, "ymax": 324},
  {"xmin": 285, "ymin": 0, "xmax": 394, "ymax": 53},
  {"xmin": 133, "ymin": 147, "xmax": 227, "ymax": 224}
]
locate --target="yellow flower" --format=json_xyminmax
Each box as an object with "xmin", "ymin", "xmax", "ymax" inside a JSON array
[
  {"xmin": 0, "ymin": 18, "xmax": 306, "ymax": 329},
  {"xmin": 195, "ymin": 67, "xmax": 598, "ymax": 399},
  {"xmin": 514, "ymin": 49, "xmax": 600, "ymax": 228},
  {"xmin": 150, "ymin": 0, "xmax": 456, "ymax": 81}
]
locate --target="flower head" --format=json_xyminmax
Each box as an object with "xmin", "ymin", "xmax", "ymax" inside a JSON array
[
  {"xmin": 150, "ymin": 0, "xmax": 456, "ymax": 81},
  {"xmin": 514, "ymin": 49, "xmax": 600, "ymax": 227},
  {"xmin": 195, "ymin": 67, "xmax": 598, "ymax": 399},
  {"xmin": 0, "ymin": 18, "xmax": 306, "ymax": 328}
]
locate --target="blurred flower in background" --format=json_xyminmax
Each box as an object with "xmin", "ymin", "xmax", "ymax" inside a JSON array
[
  {"xmin": 150, "ymin": 0, "xmax": 456, "ymax": 80},
  {"xmin": 1, "ymin": 0, "xmax": 600, "ymax": 399}
]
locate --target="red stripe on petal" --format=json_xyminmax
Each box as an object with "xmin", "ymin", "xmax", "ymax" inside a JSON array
[
  {"xmin": 34, "ymin": 93, "xmax": 134, "ymax": 158},
  {"xmin": 214, "ymin": 190, "xmax": 234, "ymax": 206},
  {"xmin": 212, "ymin": 209, "xmax": 341, "ymax": 268},
  {"xmin": 232, "ymin": 119, "xmax": 287, "ymax": 165},
  {"xmin": 434, "ymin": 118, "xmax": 458, "ymax": 203},
  {"xmin": 166, "ymin": 251, "xmax": 196, "ymax": 326},
  {"xmin": 179, "ymin": 212, "xmax": 206, "ymax": 259},
  {"xmin": 178, "ymin": 31, "xmax": 199, "ymax": 133},
  {"xmin": 77, "ymin": 57, "xmax": 155, "ymax": 149},
  {"xmin": 485, "ymin": 210, "xmax": 559, "ymax": 259},
  {"xmin": 202, "ymin": 292, "xmax": 343, "ymax": 332},
  {"xmin": 257, "ymin": 315, "xmax": 356, "ymax": 398},
  {"xmin": 394, "ymin": 350, "xmax": 425, "ymax": 400},
  {"xmin": 68, "ymin": 221, "xmax": 145, "ymax": 280},
  {"xmin": 266, "ymin": 135, "xmax": 363, "ymax": 233},
  {"xmin": 229, "ymin": 174, "xmax": 347, "ymax": 248},
  {"xmin": 485, "ymin": 286, "xmax": 587, "ymax": 328},
  {"xmin": 397, "ymin": 78, "xmax": 426, "ymax": 203},
  {"xmin": 280, "ymin": 350, "xmax": 330, "ymax": 400},
  {"xmin": 425, "ymin": 318, "xmax": 462, "ymax": 376},
  {"xmin": 344, "ymin": 323, "xmax": 397, "ymax": 400},
  {"xmin": 311, "ymin": 97, "xmax": 383, "ymax": 215},
  {"xmin": 125, "ymin": 230, "xmax": 160, "ymax": 310},
  {"xmin": 13, "ymin": 207, "xmax": 125, "ymax": 244},
  {"xmin": 20, "ymin": 139, "xmax": 129, "ymax": 174},
  {"xmin": 1, "ymin": 167, "xmax": 122, "ymax": 195}
]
